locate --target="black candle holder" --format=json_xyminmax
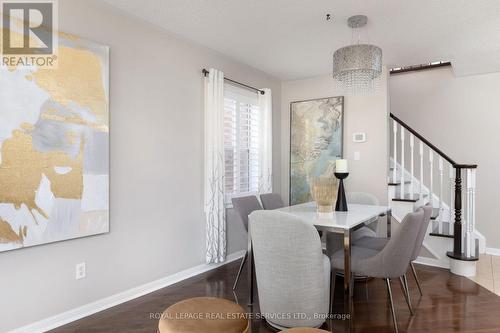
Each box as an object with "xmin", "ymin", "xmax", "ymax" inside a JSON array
[{"xmin": 334, "ymin": 172, "xmax": 349, "ymax": 212}]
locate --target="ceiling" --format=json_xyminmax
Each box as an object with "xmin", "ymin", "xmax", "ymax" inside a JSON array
[{"xmin": 102, "ymin": 0, "xmax": 500, "ymax": 80}]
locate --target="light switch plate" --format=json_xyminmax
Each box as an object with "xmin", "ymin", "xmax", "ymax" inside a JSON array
[
  {"xmin": 76, "ymin": 262, "xmax": 86, "ymax": 280},
  {"xmin": 354, "ymin": 151, "xmax": 361, "ymax": 160}
]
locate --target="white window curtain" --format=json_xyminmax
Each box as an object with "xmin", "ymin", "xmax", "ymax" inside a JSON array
[
  {"xmin": 258, "ymin": 88, "xmax": 273, "ymax": 194},
  {"xmin": 204, "ymin": 68, "xmax": 226, "ymax": 264}
]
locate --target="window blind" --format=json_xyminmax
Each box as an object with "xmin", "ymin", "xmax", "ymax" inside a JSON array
[{"xmin": 224, "ymin": 83, "xmax": 260, "ymax": 202}]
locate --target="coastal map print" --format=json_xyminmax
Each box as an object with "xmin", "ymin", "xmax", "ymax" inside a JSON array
[{"xmin": 290, "ymin": 96, "xmax": 343, "ymax": 205}]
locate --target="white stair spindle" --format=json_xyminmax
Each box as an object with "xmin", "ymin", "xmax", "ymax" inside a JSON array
[
  {"xmin": 471, "ymin": 169, "xmax": 477, "ymax": 257},
  {"xmin": 393, "ymin": 121, "xmax": 397, "ymax": 183},
  {"xmin": 409, "ymin": 135, "xmax": 415, "ymax": 199},
  {"xmin": 466, "ymin": 169, "xmax": 477, "ymax": 257},
  {"xmin": 429, "ymin": 150, "xmax": 434, "ymax": 207},
  {"xmin": 419, "ymin": 142, "xmax": 424, "ymax": 198},
  {"xmin": 449, "ymin": 164, "xmax": 454, "ymax": 235},
  {"xmin": 400, "ymin": 127, "xmax": 405, "ymax": 198},
  {"xmin": 460, "ymin": 169, "xmax": 466, "ymax": 255},
  {"xmin": 462, "ymin": 170, "xmax": 466, "ymax": 251},
  {"xmin": 465, "ymin": 169, "xmax": 471, "ymax": 257},
  {"xmin": 438, "ymin": 157, "xmax": 444, "ymax": 233}
]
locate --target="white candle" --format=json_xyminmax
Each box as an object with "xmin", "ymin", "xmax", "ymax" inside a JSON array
[{"xmin": 336, "ymin": 159, "xmax": 348, "ymax": 173}]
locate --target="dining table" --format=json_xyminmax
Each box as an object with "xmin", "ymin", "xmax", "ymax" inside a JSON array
[{"xmin": 246, "ymin": 201, "xmax": 392, "ymax": 317}]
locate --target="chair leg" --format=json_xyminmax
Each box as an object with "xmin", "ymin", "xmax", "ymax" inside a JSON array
[
  {"xmin": 233, "ymin": 252, "xmax": 247, "ymax": 290},
  {"xmin": 330, "ymin": 269, "xmax": 337, "ymax": 314},
  {"xmin": 385, "ymin": 278, "xmax": 399, "ymax": 333},
  {"xmin": 399, "ymin": 275, "xmax": 414, "ymax": 315},
  {"xmin": 403, "ymin": 274, "xmax": 414, "ymax": 314},
  {"xmin": 410, "ymin": 262, "xmax": 423, "ymax": 296}
]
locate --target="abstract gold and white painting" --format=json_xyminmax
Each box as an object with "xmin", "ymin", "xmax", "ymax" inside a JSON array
[{"xmin": 0, "ymin": 32, "xmax": 109, "ymax": 252}]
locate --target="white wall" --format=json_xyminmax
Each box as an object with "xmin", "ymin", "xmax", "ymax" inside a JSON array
[
  {"xmin": 0, "ymin": 1, "xmax": 281, "ymax": 331},
  {"xmin": 281, "ymin": 70, "xmax": 389, "ymax": 205},
  {"xmin": 390, "ymin": 66, "xmax": 500, "ymax": 249}
]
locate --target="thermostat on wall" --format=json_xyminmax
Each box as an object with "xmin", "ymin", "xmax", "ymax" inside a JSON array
[{"xmin": 353, "ymin": 132, "xmax": 366, "ymax": 143}]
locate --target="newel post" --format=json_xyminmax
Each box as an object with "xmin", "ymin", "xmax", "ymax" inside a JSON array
[{"xmin": 453, "ymin": 166, "xmax": 462, "ymax": 256}]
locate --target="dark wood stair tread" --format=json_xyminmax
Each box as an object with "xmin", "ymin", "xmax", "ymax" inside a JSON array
[
  {"xmin": 388, "ymin": 181, "xmax": 411, "ymax": 186},
  {"xmin": 392, "ymin": 192, "xmax": 426, "ymax": 202},
  {"xmin": 446, "ymin": 251, "xmax": 479, "ymax": 261},
  {"xmin": 429, "ymin": 232, "xmax": 454, "ymax": 239},
  {"xmin": 446, "ymin": 239, "xmax": 479, "ymax": 261}
]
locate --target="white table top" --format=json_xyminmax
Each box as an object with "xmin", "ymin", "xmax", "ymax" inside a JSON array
[{"xmin": 276, "ymin": 202, "xmax": 390, "ymax": 232}]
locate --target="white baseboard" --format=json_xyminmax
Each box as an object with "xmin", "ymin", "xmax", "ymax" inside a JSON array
[
  {"xmin": 8, "ymin": 250, "xmax": 246, "ymax": 333},
  {"xmin": 485, "ymin": 247, "xmax": 500, "ymax": 256},
  {"xmin": 414, "ymin": 256, "xmax": 450, "ymax": 269}
]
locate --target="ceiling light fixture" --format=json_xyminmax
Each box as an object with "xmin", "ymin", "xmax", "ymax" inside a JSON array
[{"xmin": 332, "ymin": 15, "xmax": 382, "ymax": 95}]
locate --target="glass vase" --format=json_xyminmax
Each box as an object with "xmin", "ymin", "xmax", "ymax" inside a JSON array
[{"xmin": 310, "ymin": 176, "xmax": 338, "ymax": 213}]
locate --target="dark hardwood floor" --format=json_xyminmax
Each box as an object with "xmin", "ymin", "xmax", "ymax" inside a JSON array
[{"xmin": 49, "ymin": 260, "xmax": 500, "ymax": 333}]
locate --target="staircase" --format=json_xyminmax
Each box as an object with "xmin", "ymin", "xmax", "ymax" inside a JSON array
[{"xmin": 388, "ymin": 113, "xmax": 480, "ymax": 276}]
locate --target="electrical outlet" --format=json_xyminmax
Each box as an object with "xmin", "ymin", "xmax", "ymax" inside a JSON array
[
  {"xmin": 76, "ymin": 262, "xmax": 86, "ymax": 280},
  {"xmin": 354, "ymin": 151, "xmax": 361, "ymax": 161}
]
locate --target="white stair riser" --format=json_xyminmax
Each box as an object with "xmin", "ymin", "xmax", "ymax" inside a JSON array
[
  {"xmin": 424, "ymin": 231, "xmax": 453, "ymax": 255},
  {"xmin": 389, "ymin": 201, "xmax": 419, "ymax": 220}
]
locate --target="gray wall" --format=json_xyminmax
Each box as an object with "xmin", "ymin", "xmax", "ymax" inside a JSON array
[
  {"xmin": 0, "ymin": 1, "xmax": 281, "ymax": 331},
  {"xmin": 390, "ymin": 66, "xmax": 500, "ymax": 248},
  {"xmin": 280, "ymin": 70, "xmax": 390, "ymax": 205}
]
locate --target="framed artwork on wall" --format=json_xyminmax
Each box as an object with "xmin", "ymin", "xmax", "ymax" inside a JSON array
[
  {"xmin": 0, "ymin": 32, "xmax": 109, "ymax": 252},
  {"xmin": 289, "ymin": 96, "xmax": 344, "ymax": 205}
]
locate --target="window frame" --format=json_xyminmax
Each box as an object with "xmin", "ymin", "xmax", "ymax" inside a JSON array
[{"xmin": 223, "ymin": 83, "xmax": 261, "ymax": 206}]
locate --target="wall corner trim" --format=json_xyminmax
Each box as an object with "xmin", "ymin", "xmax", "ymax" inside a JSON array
[{"xmin": 8, "ymin": 251, "xmax": 246, "ymax": 333}]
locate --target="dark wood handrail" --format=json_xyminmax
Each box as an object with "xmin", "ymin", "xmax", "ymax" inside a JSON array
[
  {"xmin": 390, "ymin": 113, "xmax": 477, "ymax": 169},
  {"xmin": 390, "ymin": 61, "xmax": 451, "ymax": 75}
]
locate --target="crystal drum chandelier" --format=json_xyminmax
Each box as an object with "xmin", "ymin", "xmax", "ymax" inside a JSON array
[{"xmin": 332, "ymin": 15, "xmax": 382, "ymax": 95}]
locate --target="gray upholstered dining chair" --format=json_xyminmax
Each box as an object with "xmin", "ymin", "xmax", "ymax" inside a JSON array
[
  {"xmin": 249, "ymin": 210, "xmax": 330, "ymax": 330},
  {"xmin": 353, "ymin": 203, "xmax": 433, "ymax": 296},
  {"xmin": 260, "ymin": 192, "xmax": 285, "ymax": 210},
  {"xmin": 231, "ymin": 195, "xmax": 263, "ymax": 290},
  {"xmin": 330, "ymin": 209, "xmax": 425, "ymax": 333}
]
